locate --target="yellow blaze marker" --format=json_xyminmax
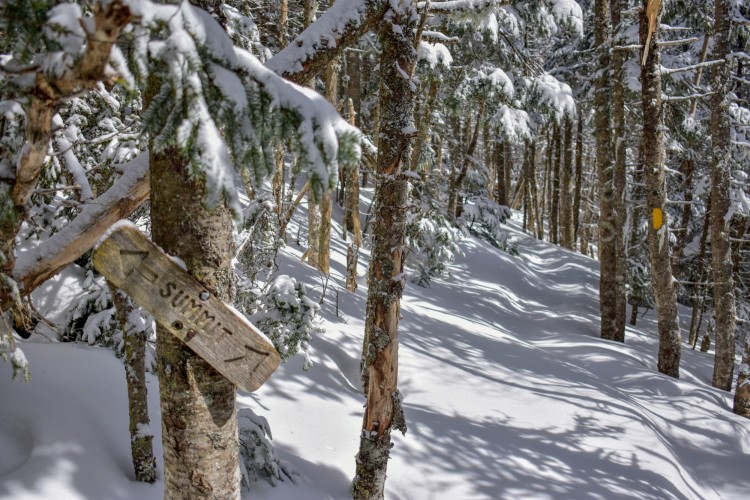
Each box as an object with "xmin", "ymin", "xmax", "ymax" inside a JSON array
[{"xmin": 653, "ymin": 208, "xmax": 663, "ymax": 230}]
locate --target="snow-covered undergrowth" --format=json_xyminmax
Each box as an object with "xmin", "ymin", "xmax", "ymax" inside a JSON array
[{"xmin": 2, "ymin": 205, "xmax": 749, "ymax": 499}]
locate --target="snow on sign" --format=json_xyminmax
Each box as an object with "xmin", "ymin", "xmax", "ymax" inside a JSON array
[{"xmin": 93, "ymin": 224, "xmax": 280, "ymax": 392}]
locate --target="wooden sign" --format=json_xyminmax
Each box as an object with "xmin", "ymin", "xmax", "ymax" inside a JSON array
[{"xmin": 93, "ymin": 224, "xmax": 280, "ymax": 392}]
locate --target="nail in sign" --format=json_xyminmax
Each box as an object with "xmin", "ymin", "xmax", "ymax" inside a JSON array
[{"xmin": 93, "ymin": 224, "xmax": 280, "ymax": 392}]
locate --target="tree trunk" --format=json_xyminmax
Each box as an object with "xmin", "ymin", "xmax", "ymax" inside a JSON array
[
  {"xmin": 611, "ymin": 0, "xmax": 627, "ymax": 342},
  {"xmin": 541, "ymin": 130, "xmax": 551, "ymax": 241},
  {"xmin": 671, "ymin": 159, "xmax": 695, "ymax": 277},
  {"xmin": 551, "ymin": 123, "xmax": 562, "ymax": 245},
  {"xmin": 641, "ymin": 0, "xmax": 681, "ymax": 378},
  {"xmin": 483, "ymin": 121, "xmax": 493, "ymax": 201},
  {"xmin": 530, "ymin": 141, "xmax": 543, "ymax": 240},
  {"xmin": 711, "ymin": 0, "xmax": 736, "ymax": 391},
  {"xmin": 307, "ymin": 195, "xmax": 320, "ymax": 268},
  {"xmin": 303, "ymin": 0, "xmax": 321, "ymax": 270},
  {"xmin": 688, "ymin": 200, "xmax": 712, "ymax": 348},
  {"xmin": 411, "ymin": 79, "xmax": 439, "ymax": 170},
  {"xmin": 495, "ymin": 141, "xmax": 506, "ymax": 205},
  {"xmin": 595, "ymin": 0, "xmax": 619, "ymax": 342},
  {"xmin": 317, "ymin": 61, "xmax": 338, "ymax": 275},
  {"xmin": 627, "ymin": 147, "xmax": 644, "ymax": 327},
  {"xmin": 573, "ymin": 113, "xmax": 584, "ymax": 245},
  {"xmin": 504, "ymin": 141, "xmax": 512, "ymax": 208},
  {"xmin": 318, "ymin": 190, "xmax": 332, "ymax": 274},
  {"xmin": 110, "ymin": 284, "xmax": 157, "ymax": 483},
  {"xmin": 353, "ymin": 3, "xmax": 416, "ymax": 497},
  {"xmin": 150, "ymin": 144, "xmax": 240, "ymax": 499},
  {"xmin": 345, "ymin": 51, "xmax": 362, "ymax": 239},
  {"xmin": 345, "ymin": 99, "xmax": 362, "ymax": 290},
  {"xmin": 447, "ymin": 103, "xmax": 484, "ymax": 220},
  {"xmin": 560, "ymin": 115, "xmax": 574, "ymax": 249},
  {"xmin": 734, "ymin": 334, "xmax": 750, "ymax": 418}
]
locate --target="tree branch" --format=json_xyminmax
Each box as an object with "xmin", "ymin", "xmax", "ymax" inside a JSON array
[
  {"xmin": 3, "ymin": 154, "xmax": 149, "ymax": 311},
  {"xmin": 266, "ymin": 0, "xmax": 390, "ymax": 84}
]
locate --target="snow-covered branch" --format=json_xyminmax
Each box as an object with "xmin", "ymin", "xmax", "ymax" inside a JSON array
[
  {"xmin": 10, "ymin": 154, "xmax": 149, "ymax": 306},
  {"xmin": 266, "ymin": 0, "xmax": 390, "ymax": 84},
  {"xmin": 660, "ymin": 59, "xmax": 724, "ymax": 76},
  {"xmin": 418, "ymin": 0, "xmax": 508, "ymax": 12},
  {"xmin": 657, "ymin": 37, "xmax": 700, "ymax": 47},
  {"xmin": 663, "ymin": 91, "xmax": 715, "ymax": 102}
]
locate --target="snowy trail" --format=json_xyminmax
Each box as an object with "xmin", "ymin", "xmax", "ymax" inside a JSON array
[{"xmin": 2, "ymin": 212, "xmax": 750, "ymax": 499}]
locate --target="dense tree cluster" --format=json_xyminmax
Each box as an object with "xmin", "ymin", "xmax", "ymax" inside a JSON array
[{"xmin": 1, "ymin": 0, "xmax": 748, "ymax": 498}]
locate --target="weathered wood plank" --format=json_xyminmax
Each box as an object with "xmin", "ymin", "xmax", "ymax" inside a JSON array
[{"xmin": 93, "ymin": 224, "xmax": 280, "ymax": 392}]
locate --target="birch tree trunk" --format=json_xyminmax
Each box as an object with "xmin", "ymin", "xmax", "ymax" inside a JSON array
[
  {"xmin": 530, "ymin": 141, "xmax": 543, "ymax": 240},
  {"xmin": 353, "ymin": 2, "xmax": 416, "ymax": 497},
  {"xmin": 711, "ymin": 0, "xmax": 736, "ymax": 391},
  {"xmin": 641, "ymin": 0, "xmax": 681, "ymax": 378}
]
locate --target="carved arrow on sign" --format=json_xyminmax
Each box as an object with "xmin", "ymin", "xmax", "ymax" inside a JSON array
[{"xmin": 93, "ymin": 224, "xmax": 280, "ymax": 392}]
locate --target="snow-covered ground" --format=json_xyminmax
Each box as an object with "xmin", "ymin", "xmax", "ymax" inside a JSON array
[{"xmin": 2, "ymin": 210, "xmax": 749, "ymax": 499}]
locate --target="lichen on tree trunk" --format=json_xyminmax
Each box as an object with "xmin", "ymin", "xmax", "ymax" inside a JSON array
[
  {"xmin": 353, "ymin": 2, "xmax": 416, "ymax": 497},
  {"xmin": 710, "ymin": 0, "xmax": 736, "ymax": 392},
  {"xmin": 595, "ymin": 0, "xmax": 620, "ymax": 343},
  {"xmin": 110, "ymin": 284, "xmax": 157, "ymax": 483},
  {"xmin": 150, "ymin": 145, "xmax": 240, "ymax": 499},
  {"xmin": 640, "ymin": 0, "xmax": 681, "ymax": 378}
]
